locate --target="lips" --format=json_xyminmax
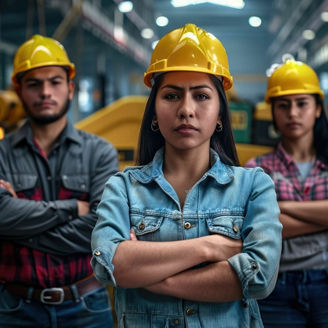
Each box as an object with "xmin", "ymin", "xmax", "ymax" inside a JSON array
[{"xmin": 175, "ymin": 124, "xmax": 198, "ymax": 132}]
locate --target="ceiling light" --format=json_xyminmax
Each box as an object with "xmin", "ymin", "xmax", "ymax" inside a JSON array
[
  {"xmin": 171, "ymin": 0, "xmax": 245, "ymax": 9},
  {"xmin": 248, "ymin": 16, "xmax": 262, "ymax": 27},
  {"xmin": 302, "ymin": 29, "xmax": 315, "ymax": 40},
  {"xmin": 156, "ymin": 16, "xmax": 169, "ymax": 27},
  {"xmin": 118, "ymin": 1, "xmax": 133, "ymax": 13},
  {"xmin": 141, "ymin": 28, "xmax": 154, "ymax": 39},
  {"xmin": 321, "ymin": 11, "xmax": 328, "ymax": 22}
]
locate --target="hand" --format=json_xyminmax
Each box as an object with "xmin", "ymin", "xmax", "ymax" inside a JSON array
[
  {"xmin": 130, "ymin": 228, "xmax": 138, "ymax": 240},
  {"xmin": 77, "ymin": 200, "xmax": 90, "ymax": 216},
  {"xmin": 0, "ymin": 179, "xmax": 17, "ymax": 198},
  {"xmin": 203, "ymin": 234, "xmax": 242, "ymax": 262}
]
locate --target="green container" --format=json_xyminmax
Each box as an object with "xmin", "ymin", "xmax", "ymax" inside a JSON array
[{"xmin": 229, "ymin": 102, "xmax": 252, "ymax": 143}]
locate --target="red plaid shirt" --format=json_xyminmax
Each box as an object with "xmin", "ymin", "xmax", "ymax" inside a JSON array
[
  {"xmin": 0, "ymin": 122, "xmax": 118, "ymax": 287},
  {"xmin": 245, "ymin": 143, "xmax": 328, "ymax": 271},
  {"xmin": 245, "ymin": 143, "xmax": 328, "ymax": 202}
]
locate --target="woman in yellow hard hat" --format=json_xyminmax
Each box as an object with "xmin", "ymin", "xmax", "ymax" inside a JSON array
[
  {"xmin": 246, "ymin": 57, "xmax": 328, "ymax": 327},
  {"xmin": 91, "ymin": 24, "xmax": 282, "ymax": 327}
]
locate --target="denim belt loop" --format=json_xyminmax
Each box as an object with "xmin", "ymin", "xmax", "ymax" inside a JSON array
[
  {"xmin": 70, "ymin": 284, "xmax": 81, "ymax": 303},
  {"xmin": 26, "ymin": 287, "xmax": 34, "ymax": 303}
]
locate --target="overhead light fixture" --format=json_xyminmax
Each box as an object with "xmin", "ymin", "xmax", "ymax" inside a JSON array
[
  {"xmin": 321, "ymin": 11, "xmax": 328, "ymax": 22},
  {"xmin": 141, "ymin": 28, "xmax": 154, "ymax": 39},
  {"xmin": 118, "ymin": 1, "xmax": 133, "ymax": 13},
  {"xmin": 171, "ymin": 0, "xmax": 245, "ymax": 9},
  {"xmin": 248, "ymin": 16, "xmax": 261, "ymax": 27},
  {"xmin": 156, "ymin": 16, "xmax": 169, "ymax": 27},
  {"xmin": 303, "ymin": 29, "xmax": 315, "ymax": 40}
]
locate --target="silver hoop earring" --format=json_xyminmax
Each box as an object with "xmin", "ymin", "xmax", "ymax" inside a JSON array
[
  {"xmin": 215, "ymin": 123, "xmax": 223, "ymax": 132},
  {"xmin": 151, "ymin": 119, "xmax": 159, "ymax": 132}
]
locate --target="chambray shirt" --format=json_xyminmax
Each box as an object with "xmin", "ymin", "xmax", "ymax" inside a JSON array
[
  {"xmin": 246, "ymin": 143, "xmax": 328, "ymax": 271},
  {"xmin": 92, "ymin": 148, "xmax": 282, "ymax": 328}
]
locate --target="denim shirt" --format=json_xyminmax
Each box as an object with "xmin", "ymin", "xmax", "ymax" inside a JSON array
[{"xmin": 91, "ymin": 148, "xmax": 282, "ymax": 328}]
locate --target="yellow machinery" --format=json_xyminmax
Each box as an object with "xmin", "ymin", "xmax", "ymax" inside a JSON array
[
  {"xmin": 0, "ymin": 89, "xmax": 26, "ymax": 139},
  {"xmin": 75, "ymin": 96, "xmax": 147, "ymax": 171},
  {"xmin": 75, "ymin": 95, "xmax": 273, "ymax": 168}
]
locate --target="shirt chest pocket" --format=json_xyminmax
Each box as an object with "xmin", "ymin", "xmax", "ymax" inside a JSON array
[
  {"xmin": 206, "ymin": 214, "xmax": 244, "ymax": 239},
  {"xmin": 131, "ymin": 214, "xmax": 178, "ymax": 241},
  {"xmin": 61, "ymin": 174, "xmax": 90, "ymax": 198},
  {"xmin": 12, "ymin": 174, "xmax": 38, "ymax": 192}
]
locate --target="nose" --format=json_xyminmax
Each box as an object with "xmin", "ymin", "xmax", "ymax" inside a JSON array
[
  {"xmin": 288, "ymin": 101, "xmax": 299, "ymax": 117},
  {"xmin": 177, "ymin": 93, "xmax": 195, "ymax": 119},
  {"xmin": 40, "ymin": 81, "xmax": 52, "ymax": 99}
]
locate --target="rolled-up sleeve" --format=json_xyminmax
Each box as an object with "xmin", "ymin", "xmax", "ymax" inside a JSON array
[
  {"xmin": 228, "ymin": 169, "xmax": 282, "ymax": 300},
  {"xmin": 91, "ymin": 174, "xmax": 130, "ymax": 286}
]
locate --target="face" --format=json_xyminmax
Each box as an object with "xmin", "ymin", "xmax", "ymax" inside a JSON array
[
  {"xmin": 17, "ymin": 66, "xmax": 74, "ymax": 125},
  {"xmin": 154, "ymin": 71, "xmax": 221, "ymax": 152},
  {"xmin": 272, "ymin": 94, "xmax": 321, "ymax": 141}
]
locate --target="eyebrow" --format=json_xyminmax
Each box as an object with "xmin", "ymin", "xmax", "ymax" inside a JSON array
[
  {"xmin": 24, "ymin": 75, "xmax": 65, "ymax": 83},
  {"xmin": 160, "ymin": 84, "xmax": 214, "ymax": 91},
  {"xmin": 278, "ymin": 96, "xmax": 310, "ymax": 102}
]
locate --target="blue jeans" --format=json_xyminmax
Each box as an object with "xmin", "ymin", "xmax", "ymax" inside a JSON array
[
  {"xmin": 258, "ymin": 269, "xmax": 328, "ymax": 328},
  {"xmin": 0, "ymin": 285, "xmax": 113, "ymax": 328}
]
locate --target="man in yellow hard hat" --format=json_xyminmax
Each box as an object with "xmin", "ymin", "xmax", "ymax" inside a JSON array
[{"xmin": 0, "ymin": 34, "xmax": 118, "ymax": 327}]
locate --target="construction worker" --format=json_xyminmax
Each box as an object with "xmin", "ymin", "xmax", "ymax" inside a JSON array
[
  {"xmin": 246, "ymin": 58, "xmax": 328, "ymax": 327},
  {"xmin": 91, "ymin": 23, "xmax": 282, "ymax": 328},
  {"xmin": 0, "ymin": 34, "xmax": 118, "ymax": 327}
]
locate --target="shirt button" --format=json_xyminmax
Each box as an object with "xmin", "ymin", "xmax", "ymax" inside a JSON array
[
  {"xmin": 138, "ymin": 222, "xmax": 145, "ymax": 230},
  {"xmin": 186, "ymin": 308, "xmax": 196, "ymax": 315},
  {"xmin": 81, "ymin": 184, "xmax": 86, "ymax": 189},
  {"xmin": 47, "ymin": 176, "xmax": 51, "ymax": 181},
  {"xmin": 233, "ymin": 225, "xmax": 239, "ymax": 233},
  {"xmin": 184, "ymin": 222, "xmax": 192, "ymax": 229},
  {"xmin": 173, "ymin": 319, "xmax": 179, "ymax": 325},
  {"xmin": 68, "ymin": 215, "xmax": 73, "ymax": 220},
  {"xmin": 95, "ymin": 250, "xmax": 101, "ymax": 256}
]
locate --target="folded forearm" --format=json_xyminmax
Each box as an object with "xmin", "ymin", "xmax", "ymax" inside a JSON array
[
  {"xmin": 145, "ymin": 260, "xmax": 242, "ymax": 302},
  {"xmin": 279, "ymin": 200, "xmax": 328, "ymax": 226},
  {"xmin": 280, "ymin": 213, "xmax": 327, "ymax": 239}
]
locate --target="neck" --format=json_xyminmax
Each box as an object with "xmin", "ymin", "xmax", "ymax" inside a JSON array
[
  {"xmin": 282, "ymin": 134, "xmax": 315, "ymax": 162},
  {"xmin": 30, "ymin": 116, "xmax": 67, "ymax": 156}
]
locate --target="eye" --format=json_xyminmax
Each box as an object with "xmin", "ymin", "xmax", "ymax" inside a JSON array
[
  {"xmin": 275, "ymin": 102, "xmax": 289, "ymax": 110},
  {"xmin": 297, "ymin": 101, "xmax": 308, "ymax": 108},
  {"xmin": 163, "ymin": 92, "xmax": 180, "ymax": 101},
  {"xmin": 195, "ymin": 93, "xmax": 210, "ymax": 101}
]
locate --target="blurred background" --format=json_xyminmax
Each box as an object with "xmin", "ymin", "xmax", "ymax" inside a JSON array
[{"xmin": 1, "ymin": 0, "xmax": 328, "ymax": 166}]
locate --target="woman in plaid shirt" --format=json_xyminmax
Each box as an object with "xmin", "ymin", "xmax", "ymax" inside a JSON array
[{"xmin": 246, "ymin": 57, "xmax": 328, "ymax": 327}]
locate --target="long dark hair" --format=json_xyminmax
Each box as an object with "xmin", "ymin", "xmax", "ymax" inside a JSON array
[
  {"xmin": 271, "ymin": 94, "xmax": 328, "ymax": 164},
  {"xmin": 135, "ymin": 73, "xmax": 240, "ymax": 166}
]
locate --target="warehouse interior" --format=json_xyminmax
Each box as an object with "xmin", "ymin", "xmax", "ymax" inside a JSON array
[{"xmin": 1, "ymin": 0, "xmax": 328, "ymax": 166}]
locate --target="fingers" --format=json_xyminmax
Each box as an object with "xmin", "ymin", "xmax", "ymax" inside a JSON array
[
  {"xmin": 0, "ymin": 179, "xmax": 17, "ymax": 197},
  {"xmin": 130, "ymin": 228, "xmax": 138, "ymax": 241}
]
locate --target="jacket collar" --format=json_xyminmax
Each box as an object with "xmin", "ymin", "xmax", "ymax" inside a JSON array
[
  {"xmin": 10, "ymin": 119, "xmax": 82, "ymax": 148},
  {"xmin": 129, "ymin": 147, "xmax": 234, "ymax": 185}
]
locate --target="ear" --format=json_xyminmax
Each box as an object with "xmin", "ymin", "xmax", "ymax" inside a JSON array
[
  {"xmin": 68, "ymin": 80, "xmax": 75, "ymax": 100},
  {"xmin": 315, "ymin": 103, "xmax": 322, "ymax": 118}
]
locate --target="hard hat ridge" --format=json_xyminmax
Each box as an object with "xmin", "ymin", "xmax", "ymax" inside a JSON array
[
  {"xmin": 144, "ymin": 23, "xmax": 233, "ymax": 90},
  {"xmin": 11, "ymin": 34, "xmax": 75, "ymax": 86}
]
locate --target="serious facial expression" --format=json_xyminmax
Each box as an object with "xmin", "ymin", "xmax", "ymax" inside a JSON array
[
  {"xmin": 273, "ymin": 94, "xmax": 321, "ymax": 141},
  {"xmin": 155, "ymin": 71, "xmax": 221, "ymax": 152},
  {"xmin": 17, "ymin": 66, "xmax": 74, "ymax": 125}
]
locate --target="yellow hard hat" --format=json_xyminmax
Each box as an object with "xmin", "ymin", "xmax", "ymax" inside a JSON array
[
  {"xmin": 265, "ymin": 59, "xmax": 324, "ymax": 103},
  {"xmin": 144, "ymin": 23, "xmax": 233, "ymax": 90},
  {"xmin": 11, "ymin": 34, "xmax": 75, "ymax": 86}
]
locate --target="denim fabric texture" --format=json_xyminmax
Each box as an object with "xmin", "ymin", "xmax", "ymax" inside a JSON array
[
  {"xmin": 259, "ymin": 269, "xmax": 328, "ymax": 327},
  {"xmin": 91, "ymin": 148, "xmax": 282, "ymax": 328},
  {"xmin": 0, "ymin": 285, "xmax": 113, "ymax": 328}
]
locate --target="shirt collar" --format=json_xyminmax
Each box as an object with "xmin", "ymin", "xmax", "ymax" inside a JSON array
[
  {"xmin": 129, "ymin": 147, "xmax": 234, "ymax": 185},
  {"xmin": 10, "ymin": 119, "xmax": 82, "ymax": 148}
]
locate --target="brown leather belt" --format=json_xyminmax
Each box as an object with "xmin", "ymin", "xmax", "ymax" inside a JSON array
[{"xmin": 4, "ymin": 274, "xmax": 103, "ymax": 305}]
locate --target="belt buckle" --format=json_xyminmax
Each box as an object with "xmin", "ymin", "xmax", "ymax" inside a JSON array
[{"xmin": 40, "ymin": 288, "xmax": 65, "ymax": 305}]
